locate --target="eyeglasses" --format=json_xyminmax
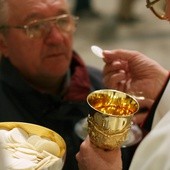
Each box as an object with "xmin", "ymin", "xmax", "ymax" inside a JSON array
[
  {"xmin": 146, "ymin": 0, "xmax": 167, "ymax": 19},
  {"xmin": 0, "ymin": 14, "xmax": 79, "ymax": 39}
]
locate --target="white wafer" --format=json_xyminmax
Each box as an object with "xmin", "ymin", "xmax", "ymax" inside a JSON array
[
  {"xmin": 0, "ymin": 126, "xmax": 63, "ymax": 169},
  {"xmin": 35, "ymin": 139, "xmax": 60, "ymax": 157}
]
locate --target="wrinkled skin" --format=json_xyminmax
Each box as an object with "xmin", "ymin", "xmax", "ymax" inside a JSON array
[
  {"xmin": 102, "ymin": 49, "xmax": 169, "ymax": 124},
  {"xmin": 76, "ymin": 136, "xmax": 122, "ymax": 170},
  {"xmin": 0, "ymin": 0, "xmax": 73, "ymax": 94},
  {"xmin": 102, "ymin": 0, "xmax": 170, "ymax": 108},
  {"xmin": 166, "ymin": 0, "xmax": 170, "ymax": 18},
  {"xmin": 103, "ymin": 49, "xmax": 168, "ymax": 101}
]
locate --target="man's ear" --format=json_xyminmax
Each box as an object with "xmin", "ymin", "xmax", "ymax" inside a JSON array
[{"xmin": 0, "ymin": 34, "xmax": 9, "ymax": 57}]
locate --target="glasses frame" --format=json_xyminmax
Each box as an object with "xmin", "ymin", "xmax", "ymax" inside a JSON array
[
  {"xmin": 0, "ymin": 14, "xmax": 79, "ymax": 38},
  {"xmin": 146, "ymin": 0, "xmax": 167, "ymax": 19}
]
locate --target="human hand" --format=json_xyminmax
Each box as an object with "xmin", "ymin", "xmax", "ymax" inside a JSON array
[
  {"xmin": 76, "ymin": 136, "xmax": 122, "ymax": 170},
  {"xmin": 166, "ymin": 0, "xmax": 170, "ymax": 19},
  {"xmin": 103, "ymin": 49, "xmax": 169, "ymax": 104},
  {"xmin": 132, "ymin": 109, "xmax": 149, "ymax": 125}
]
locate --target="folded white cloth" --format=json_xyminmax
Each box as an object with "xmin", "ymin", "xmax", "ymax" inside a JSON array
[{"xmin": 130, "ymin": 79, "xmax": 170, "ymax": 170}]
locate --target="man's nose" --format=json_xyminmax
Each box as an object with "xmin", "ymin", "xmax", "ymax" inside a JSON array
[{"xmin": 44, "ymin": 25, "xmax": 64, "ymax": 44}]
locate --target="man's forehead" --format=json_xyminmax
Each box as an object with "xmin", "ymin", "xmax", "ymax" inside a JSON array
[
  {"xmin": 7, "ymin": 0, "xmax": 69, "ymax": 22},
  {"xmin": 7, "ymin": 0, "xmax": 68, "ymax": 11},
  {"xmin": 7, "ymin": 0, "xmax": 67, "ymax": 6}
]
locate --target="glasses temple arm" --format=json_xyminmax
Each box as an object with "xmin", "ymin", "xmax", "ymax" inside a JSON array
[{"xmin": 146, "ymin": 0, "xmax": 161, "ymax": 8}]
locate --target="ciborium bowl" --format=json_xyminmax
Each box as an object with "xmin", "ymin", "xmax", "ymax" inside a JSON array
[
  {"xmin": 87, "ymin": 89, "xmax": 139, "ymax": 150},
  {"xmin": 0, "ymin": 122, "xmax": 66, "ymax": 169}
]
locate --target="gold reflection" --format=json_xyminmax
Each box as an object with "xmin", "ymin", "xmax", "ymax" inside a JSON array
[
  {"xmin": 87, "ymin": 89, "xmax": 139, "ymax": 149},
  {"xmin": 87, "ymin": 89, "xmax": 138, "ymax": 116}
]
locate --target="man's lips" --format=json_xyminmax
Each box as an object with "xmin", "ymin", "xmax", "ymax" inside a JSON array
[{"xmin": 46, "ymin": 52, "xmax": 65, "ymax": 58}]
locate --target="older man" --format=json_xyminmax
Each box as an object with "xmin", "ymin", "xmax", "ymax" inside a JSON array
[{"xmin": 0, "ymin": 0, "xmax": 103, "ymax": 169}]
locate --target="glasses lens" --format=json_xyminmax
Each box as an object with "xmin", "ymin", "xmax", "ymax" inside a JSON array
[
  {"xmin": 27, "ymin": 15, "xmax": 77, "ymax": 38},
  {"xmin": 55, "ymin": 15, "xmax": 73, "ymax": 32},
  {"xmin": 27, "ymin": 22, "xmax": 47, "ymax": 38},
  {"xmin": 146, "ymin": 0, "xmax": 167, "ymax": 19}
]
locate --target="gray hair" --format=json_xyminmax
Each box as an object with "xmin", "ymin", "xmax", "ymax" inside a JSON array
[{"xmin": 0, "ymin": 0, "xmax": 9, "ymax": 26}]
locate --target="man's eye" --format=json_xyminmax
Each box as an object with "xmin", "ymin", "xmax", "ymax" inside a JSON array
[
  {"xmin": 29, "ymin": 23, "xmax": 44, "ymax": 31},
  {"xmin": 57, "ymin": 18, "xmax": 69, "ymax": 27}
]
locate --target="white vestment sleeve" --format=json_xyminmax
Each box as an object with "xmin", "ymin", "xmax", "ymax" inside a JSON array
[
  {"xmin": 129, "ymin": 79, "xmax": 170, "ymax": 170},
  {"xmin": 152, "ymin": 79, "xmax": 170, "ymax": 128}
]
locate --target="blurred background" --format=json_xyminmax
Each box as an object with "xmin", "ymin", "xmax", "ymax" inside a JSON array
[{"xmin": 68, "ymin": 0, "xmax": 170, "ymax": 70}]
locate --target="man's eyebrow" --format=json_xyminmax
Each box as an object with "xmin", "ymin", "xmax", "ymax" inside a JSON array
[{"xmin": 23, "ymin": 13, "xmax": 44, "ymax": 23}]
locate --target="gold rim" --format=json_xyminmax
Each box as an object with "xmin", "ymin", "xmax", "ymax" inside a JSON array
[{"xmin": 146, "ymin": 0, "xmax": 167, "ymax": 19}]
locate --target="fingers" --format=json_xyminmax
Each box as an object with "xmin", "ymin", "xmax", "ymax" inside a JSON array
[
  {"xmin": 76, "ymin": 136, "xmax": 95, "ymax": 170},
  {"xmin": 132, "ymin": 98, "xmax": 154, "ymax": 125},
  {"xmin": 103, "ymin": 59, "xmax": 128, "ymax": 75},
  {"xmin": 137, "ymin": 98, "xmax": 154, "ymax": 109},
  {"xmin": 103, "ymin": 70, "xmax": 128, "ymax": 91},
  {"xmin": 165, "ymin": 0, "xmax": 170, "ymax": 20},
  {"xmin": 76, "ymin": 136, "xmax": 122, "ymax": 170},
  {"xmin": 102, "ymin": 51, "xmax": 129, "ymax": 90},
  {"xmin": 103, "ymin": 49, "xmax": 139, "ymax": 64},
  {"xmin": 103, "ymin": 70, "xmax": 126, "ymax": 84},
  {"xmin": 132, "ymin": 112, "xmax": 149, "ymax": 125}
]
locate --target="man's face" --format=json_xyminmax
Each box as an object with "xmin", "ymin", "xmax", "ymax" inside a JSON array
[{"xmin": 1, "ymin": 0, "xmax": 74, "ymax": 84}]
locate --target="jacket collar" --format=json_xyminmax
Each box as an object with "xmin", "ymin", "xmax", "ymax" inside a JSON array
[{"xmin": 0, "ymin": 51, "xmax": 91, "ymax": 101}]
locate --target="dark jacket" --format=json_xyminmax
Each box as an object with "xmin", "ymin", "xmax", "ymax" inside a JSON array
[{"xmin": 0, "ymin": 52, "xmax": 104, "ymax": 170}]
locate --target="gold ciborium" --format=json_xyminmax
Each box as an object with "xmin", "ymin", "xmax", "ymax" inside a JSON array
[
  {"xmin": 0, "ymin": 122, "xmax": 66, "ymax": 169},
  {"xmin": 87, "ymin": 89, "xmax": 139, "ymax": 150}
]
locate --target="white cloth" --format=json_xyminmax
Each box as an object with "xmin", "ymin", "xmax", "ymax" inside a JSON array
[
  {"xmin": 152, "ymin": 80, "xmax": 170, "ymax": 128},
  {"xmin": 0, "ymin": 144, "xmax": 5, "ymax": 170},
  {"xmin": 130, "ymin": 79, "xmax": 170, "ymax": 170}
]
